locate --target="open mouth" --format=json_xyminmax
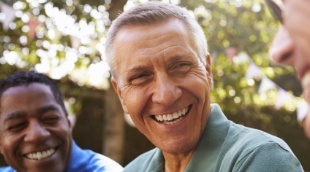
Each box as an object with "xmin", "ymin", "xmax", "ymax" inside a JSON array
[
  {"xmin": 152, "ymin": 105, "xmax": 191, "ymax": 124},
  {"xmin": 24, "ymin": 147, "xmax": 57, "ymax": 161}
]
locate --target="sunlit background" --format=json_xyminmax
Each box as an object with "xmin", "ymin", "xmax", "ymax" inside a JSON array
[{"xmin": 1, "ymin": 0, "xmax": 309, "ymax": 169}]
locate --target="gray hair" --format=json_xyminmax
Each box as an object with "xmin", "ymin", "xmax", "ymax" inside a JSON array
[{"xmin": 105, "ymin": 1, "xmax": 208, "ymax": 78}]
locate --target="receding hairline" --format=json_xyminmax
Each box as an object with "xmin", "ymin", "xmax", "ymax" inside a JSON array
[
  {"xmin": 105, "ymin": 2, "xmax": 208, "ymax": 78},
  {"xmin": 114, "ymin": 17, "xmax": 197, "ymax": 70}
]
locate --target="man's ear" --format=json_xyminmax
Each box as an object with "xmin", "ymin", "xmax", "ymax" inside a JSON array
[
  {"xmin": 111, "ymin": 77, "xmax": 128, "ymax": 113},
  {"xmin": 205, "ymin": 53, "xmax": 214, "ymax": 89}
]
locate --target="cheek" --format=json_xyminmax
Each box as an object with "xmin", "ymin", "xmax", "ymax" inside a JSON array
[
  {"xmin": 124, "ymin": 94, "xmax": 144, "ymax": 115},
  {"xmin": 0, "ymin": 134, "xmax": 19, "ymax": 148},
  {"xmin": 296, "ymin": 48, "xmax": 310, "ymax": 64},
  {"xmin": 187, "ymin": 75, "xmax": 211, "ymax": 113},
  {"xmin": 187, "ymin": 73, "xmax": 211, "ymax": 94},
  {"xmin": 52, "ymin": 121, "xmax": 72, "ymax": 139},
  {"xmin": 61, "ymin": 125, "xmax": 72, "ymax": 137},
  {"xmin": 0, "ymin": 136, "xmax": 21, "ymax": 164},
  {"xmin": 122, "ymin": 88, "xmax": 149, "ymax": 120}
]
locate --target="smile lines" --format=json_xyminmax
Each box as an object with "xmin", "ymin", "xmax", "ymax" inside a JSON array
[
  {"xmin": 153, "ymin": 106, "xmax": 189, "ymax": 123},
  {"xmin": 25, "ymin": 148, "xmax": 55, "ymax": 160}
]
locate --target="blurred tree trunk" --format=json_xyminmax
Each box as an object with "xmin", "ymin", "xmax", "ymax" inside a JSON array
[
  {"xmin": 107, "ymin": 0, "xmax": 128, "ymax": 21},
  {"xmin": 103, "ymin": 85, "xmax": 125, "ymax": 164},
  {"xmin": 102, "ymin": 0, "xmax": 127, "ymax": 165}
]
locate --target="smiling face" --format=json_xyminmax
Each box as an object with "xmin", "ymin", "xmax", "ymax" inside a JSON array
[
  {"xmin": 112, "ymin": 18, "xmax": 212, "ymax": 156},
  {"xmin": 270, "ymin": 26, "xmax": 310, "ymax": 139},
  {"xmin": 0, "ymin": 83, "xmax": 72, "ymax": 172}
]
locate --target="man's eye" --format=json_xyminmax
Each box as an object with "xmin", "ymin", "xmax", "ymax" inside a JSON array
[
  {"xmin": 8, "ymin": 123, "xmax": 26, "ymax": 132},
  {"xmin": 130, "ymin": 73, "xmax": 152, "ymax": 85},
  {"xmin": 171, "ymin": 62, "xmax": 191, "ymax": 73},
  {"xmin": 43, "ymin": 116, "xmax": 60, "ymax": 124}
]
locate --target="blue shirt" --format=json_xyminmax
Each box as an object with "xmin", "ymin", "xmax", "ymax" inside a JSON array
[
  {"xmin": 124, "ymin": 104, "xmax": 303, "ymax": 172},
  {"xmin": 0, "ymin": 141, "xmax": 123, "ymax": 172}
]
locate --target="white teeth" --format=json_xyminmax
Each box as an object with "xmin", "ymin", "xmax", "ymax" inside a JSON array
[
  {"xmin": 167, "ymin": 114, "xmax": 173, "ymax": 121},
  {"xmin": 26, "ymin": 148, "xmax": 55, "ymax": 160},
  {"xmin": 173, "ymin": 112, "xmax": 178, "ymax": 118},
  {"xmin": 154, "ymin": 106, "xmax": 189, "ymax": 122},
  {"xmin": 163, "ymin": 115, "xmax": 167, "ymax": 121}
]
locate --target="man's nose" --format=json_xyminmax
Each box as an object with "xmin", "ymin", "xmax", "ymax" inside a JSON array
[
  {"xmin": 269, "ymin": 27, "xmax": 295, "ymax": 66},
  {"xmin": 151, "ymin": 74, "xmax": 182, "ymax": 105},
  {"xmin": 24, "ymin": 121, "xmax": 50, "ymax": 143}
]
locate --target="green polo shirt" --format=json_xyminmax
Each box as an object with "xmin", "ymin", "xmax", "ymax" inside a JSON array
[{"xmin": 124, "ymin": 104, "xmax": 303, "ymax": 172}]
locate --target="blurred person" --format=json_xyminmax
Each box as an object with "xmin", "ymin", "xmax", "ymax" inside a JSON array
[
  {"xmin": 0, "ymin": 71, "xmax": 123, "ymax": 172},
  {"xmin": 268, "ymin": 0, "xmax": 310, "ymax": 139},
  {"xmin": 105, "ymin": 2, "xmax": 303, "ymax": 172}
]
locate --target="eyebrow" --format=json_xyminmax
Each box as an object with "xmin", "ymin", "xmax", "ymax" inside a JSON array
[
  {"xmin": 36, "ymin": 105, "xmax": 61, "ymax": 115},
  {"xmin": 128, "ymin": 65, "xmax": 150, "ymax": 74},
  {"xmin": 127, "ymin": 55, "xmax": 186, "ymax": 72},
  {"xmin": 4, "ymin": 112, "xmax": 26, "ymax": 123},
  {"xmin": 168, "ymin": 55, "xmax": 187, "ymax": 62},
  {"xmin": 3, "ymin": 105, "xmax": 61, "ymax": 123}
]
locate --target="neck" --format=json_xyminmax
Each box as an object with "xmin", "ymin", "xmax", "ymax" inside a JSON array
[{"xmin": 163, "ymin": 151, "xmax": 194, "ymax": 172}]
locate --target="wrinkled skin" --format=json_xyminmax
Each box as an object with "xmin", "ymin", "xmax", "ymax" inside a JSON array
[{"xmin": 112, "ymin": 19, "xmax": 213, "ymax": 171}]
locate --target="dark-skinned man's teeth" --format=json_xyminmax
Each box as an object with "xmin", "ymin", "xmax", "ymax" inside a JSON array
[{"xmin": 25, "ymin": 148, "xmax": 55, "ymax": 160}]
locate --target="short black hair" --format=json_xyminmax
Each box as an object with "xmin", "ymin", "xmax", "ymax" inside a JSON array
[{"xmin": 0, "ymin": 71, "xmax": 68, "ymax": 116}]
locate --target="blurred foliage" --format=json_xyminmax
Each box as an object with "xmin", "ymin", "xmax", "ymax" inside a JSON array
[
  {"xmin": 0, "ymin": 0, "xmax": 121, "ymax": 88},
  {"xmin": 173, "ymin": 0, "xmax": 301, "ymax": 125},
  {"xmin": 0, "ymin": 0, "xmax": 309, "ymax": 169}
]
